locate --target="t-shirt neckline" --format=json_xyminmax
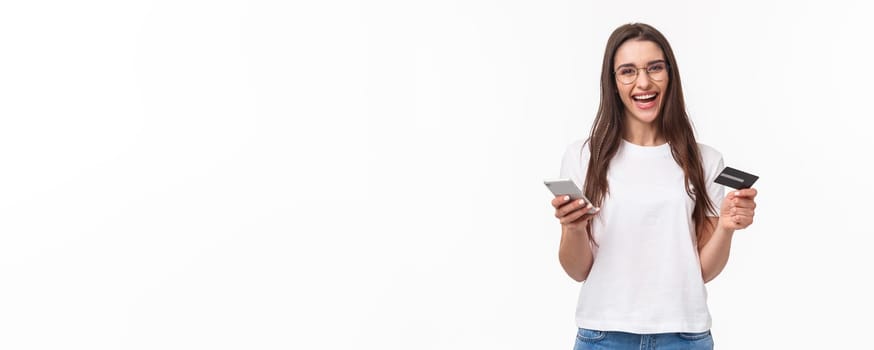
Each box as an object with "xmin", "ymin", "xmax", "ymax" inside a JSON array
[{"xmin": 620, "ymin": 139, "xmax": 670, "ymax": 153}]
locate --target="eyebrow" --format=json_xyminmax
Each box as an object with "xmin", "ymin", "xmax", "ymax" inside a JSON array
[{"xmin": 615, "ymin": 59, "xmax": 666, "ymax": 69}]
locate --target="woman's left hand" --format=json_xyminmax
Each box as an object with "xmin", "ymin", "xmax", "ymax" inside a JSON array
[{"xmin": 719, "ymin": 188, "xmax": 758, "ymax": 230}]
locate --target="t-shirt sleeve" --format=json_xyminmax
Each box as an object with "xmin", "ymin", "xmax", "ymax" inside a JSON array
[
  {"xmin": 702, "ymin": 146, "xmax": 725, "ymax": 217},
  {"xmin": 559, "ymin": 139, "xmax": 589, "ymax": 189}
]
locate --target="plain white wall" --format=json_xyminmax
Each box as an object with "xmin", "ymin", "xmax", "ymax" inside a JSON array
[{"xmin": 1, "ymin": 0, "xmax": 871, "ymax": 349}]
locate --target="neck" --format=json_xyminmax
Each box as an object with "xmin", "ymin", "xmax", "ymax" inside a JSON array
[{"xmin": 623, "ymin": 118, "xmax": 665, "ymax": 146}]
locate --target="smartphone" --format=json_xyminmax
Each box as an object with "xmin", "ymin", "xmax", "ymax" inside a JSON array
[{"xmin": 543, "ymin": 178, "xmax": 597, "ymax": 214}]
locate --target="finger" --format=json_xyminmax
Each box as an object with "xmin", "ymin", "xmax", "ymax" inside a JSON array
[
  {"xmin": 562, "ymin": 206, "xmax": 601, "ymax": 225},
  {"xmin": 731, "ymin": 198, "xmax": 757, "ymax": 210},
  {"xmin": 555, "ymin": 199, "xmax": 591, "ymax": 219},
  {"xmin": 729, "ymin": 207, "xmax": 755, "ymax": 217},
  {"xmin": 560, "ymin": 207, "xmax": 589, "ymax": 224},
  {"xmin": 731, "ymin": 214, "xmax": 753, "ymax": 227},
  {"xmin": 732, "ymin": 214, "xmax": 754, "ymax": 227},
  {"xmin": 733, "ymin": 198, "xmax": 756, "ymax": 209},
  {"xmin": 731, "ymin": 188, "xmax": 757, "ymax": 199},
  {"xmin": 571, "ymin": 210, "xmax": 601, "ymax": 224},
  {"xmin": 559, "ymin": 203, "xmax": 592, "ymax": 223},
  {"xmin": 551, "ymin": 195, "xmax": 571, "ymax": 208}
]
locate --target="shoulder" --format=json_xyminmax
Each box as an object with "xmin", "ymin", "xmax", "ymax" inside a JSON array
[
  {"xmin": 696, "ymin": 142, "xmax": 724, "ymax": 171},
  {"xmin": 564, "ymin": 139, "xmax": 591, "ymax": 162},
  {"xmin": 696, "ymin": 142, "xmax": 722, "ymax": 162},
  {"xmin": 560, "ymin": 138, "xmax": 591, "ymax": 179},
  {"xmin": 562, "ymin": 138, "xmax": 590, "ymax": 160}
]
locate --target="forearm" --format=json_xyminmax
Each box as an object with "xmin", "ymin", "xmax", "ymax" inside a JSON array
[
  {"xmin": 559, "ymin": 227, "xmax": 594, "ymax": 282},
  {"xmin": 698, "ymin": 223, "xmax": 735, "ymax": 283}
]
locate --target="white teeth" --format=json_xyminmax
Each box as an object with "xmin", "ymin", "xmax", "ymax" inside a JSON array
[{"xmin": 633, "ymin": 93, "xmax": 656, "ymax": 100}]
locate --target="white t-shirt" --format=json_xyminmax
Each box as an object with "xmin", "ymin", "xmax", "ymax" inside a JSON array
[{"xmin": 560, "ymin": 138, "xmax": 725, "ymax": 334}]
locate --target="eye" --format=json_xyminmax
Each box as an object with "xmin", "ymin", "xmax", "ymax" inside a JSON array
[
  {"xmin": 647, "ymin": 63, "xmax": 666, "ymax": 73},
  {"xmin": 617, "ymin": 67, "xmax": 636, "ymax": 76}
]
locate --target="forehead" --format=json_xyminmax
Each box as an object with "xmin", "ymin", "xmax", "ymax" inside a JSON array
[{"xmin": 613, "ymin": 40, "xmax": 665, "ymax": 67}]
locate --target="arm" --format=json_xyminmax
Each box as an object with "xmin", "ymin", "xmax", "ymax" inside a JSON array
[
  {"xmin": 559, "ymin": 223, "xmax": 595, "ymax": 282},
  {"xmin": 553, "ymin": 196, "xmax": 599, "ymax": 282},
  {"xmin": 697, "ymin": 217, "xmax": 734, "ymax": 283},
  {"xmin": 698, "ymin": 188, "xmax": 758, "ymax": 283}
]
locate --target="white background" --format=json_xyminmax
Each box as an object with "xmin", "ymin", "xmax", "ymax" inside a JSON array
[{"xmin": 1, "ymin": 0, "xmax": 871, "ymax": 349}]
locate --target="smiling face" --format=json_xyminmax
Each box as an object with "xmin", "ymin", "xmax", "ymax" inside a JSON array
[{"xmin": 613, "ymin": 40, "xmax": 669, "ymax": 126}]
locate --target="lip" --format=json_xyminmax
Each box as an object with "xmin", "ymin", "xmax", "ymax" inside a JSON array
[
  {"xmin": 631, "ymin": 91, "xmax": 659, "ymax": 110},
  {"xmin": 631, "ymin": 91, "xmax": 658, "ymax": 98}
]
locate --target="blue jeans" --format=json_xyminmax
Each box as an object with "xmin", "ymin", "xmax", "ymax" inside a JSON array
[{"xmin": 573, "ymin": 328, "xmax": 713, "ymax": 350}]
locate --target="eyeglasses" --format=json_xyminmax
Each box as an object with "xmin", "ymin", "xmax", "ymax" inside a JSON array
[{"xmin": 614, "ymin": 61, "xmax": 668, "ymax": 85}]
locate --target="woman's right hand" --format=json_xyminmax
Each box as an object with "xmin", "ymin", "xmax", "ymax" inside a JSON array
[{"xmin": 551, "ymin": 196, "xmax": 600, "ymax": 233}]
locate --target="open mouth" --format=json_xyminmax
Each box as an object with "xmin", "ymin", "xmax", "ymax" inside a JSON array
[
  {"xmin": 632, "ymin": 93, "xmax": 658, "ymax": 103},
  {"xmin": 631, "ymin": 92, "xmax": 658, "ymax": 109}
]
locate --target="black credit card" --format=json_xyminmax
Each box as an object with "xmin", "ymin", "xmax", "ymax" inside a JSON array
[{"xmin": 714, "ymin": 166, "xmax": 759, "ymax": 189}]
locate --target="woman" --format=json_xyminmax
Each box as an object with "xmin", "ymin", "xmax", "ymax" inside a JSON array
[{"xmin": 552, "ymin": 23, "xmax": 758, "ymax": 349}]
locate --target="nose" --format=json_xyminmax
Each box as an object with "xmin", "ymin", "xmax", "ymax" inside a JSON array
[{"xmin": 635, "ymin": 68, "xmax": 652, "ymax": 89}]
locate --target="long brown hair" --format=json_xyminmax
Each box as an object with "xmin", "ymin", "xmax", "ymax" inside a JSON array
[{"xmin": 584, "ymin": 23, "xmax": 716, "ymax": 241}]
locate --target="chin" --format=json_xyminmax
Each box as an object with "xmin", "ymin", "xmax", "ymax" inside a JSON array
[{"xmin": 631, "ymin": 110, "xmax": 660, "ymax": 124}]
